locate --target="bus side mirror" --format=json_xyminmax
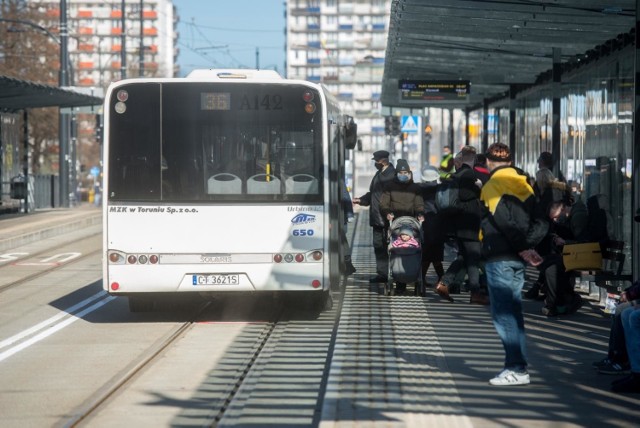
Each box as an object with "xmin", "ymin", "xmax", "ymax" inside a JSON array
[{"xmin": 344, "ymin": 116, "xmax": 357, "ymax": 149}]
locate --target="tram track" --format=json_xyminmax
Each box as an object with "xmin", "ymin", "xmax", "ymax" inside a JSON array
[
  {"xmin": 64, "ymin": 304, "xmax": 287, "ymax": 427},
  {"xmin": 0, "ymin": 232, "xmax": 102, "ymax": 294},
  {"xmin": 64, "ymin": 286, "xmax": 346, "ymax": 427}
]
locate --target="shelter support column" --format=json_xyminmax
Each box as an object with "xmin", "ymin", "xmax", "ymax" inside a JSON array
[
  {"xmin": 633, "ymin": 0, "xmax": 640, "ymax": 280},
  {"xmin": 509, "ymin": 85, "xmax": 516, "ymax": 157},
  {"xmin": 552, "ymin": 47, "xmax": 561, "ymax": 177}
]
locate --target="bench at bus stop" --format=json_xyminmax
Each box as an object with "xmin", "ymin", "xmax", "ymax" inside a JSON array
[{"xmin": 564, "ymin": 240, "xmax": 633, "ymax": 296}]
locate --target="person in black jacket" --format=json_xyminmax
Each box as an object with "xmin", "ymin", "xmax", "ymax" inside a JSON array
[
  {"xmin": 435, "ymin": 147, "xmax": 488, "ymax": 304},
  {"xmin": 353, "ymin": 150, "xmax": 396, "ymax": 282},
  {"xmin": 480, "ymin": 143, "xmax": 547, "ymax": 386},
  {"xmin": 379, "ymin": 159, "xmax": 424, "ymax": 294},
  {"xmin": 419, "ymin": 166, "xmax": 445, "ymax": 286}
]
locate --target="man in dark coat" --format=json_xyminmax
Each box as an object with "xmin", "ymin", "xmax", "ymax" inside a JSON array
[
  {"xmin": 353, "ymin": 150, "xmax": 396, "ymax": 282},
  {"xmin": 435, "ymin": 147, "xmax": 487, "ymax": 304}
]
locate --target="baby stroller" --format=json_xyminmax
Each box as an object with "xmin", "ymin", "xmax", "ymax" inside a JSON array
[{"xmin": 384, "ymin": 216, "xmax": 425, "ymax": 296}]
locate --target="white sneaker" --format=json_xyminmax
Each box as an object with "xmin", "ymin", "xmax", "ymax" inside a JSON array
[{"xmin": 489, "ymin": 369, "xmax": 530, "ymax": 386}]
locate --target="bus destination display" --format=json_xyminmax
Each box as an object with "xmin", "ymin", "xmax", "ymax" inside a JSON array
[{"xmin": 399, "ymin": 80, "xmax": 470, "ymax": 102}]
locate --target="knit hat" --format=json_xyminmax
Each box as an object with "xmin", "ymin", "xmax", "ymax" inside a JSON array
[
  {"xmin": 399, "ymin": 226, "xmax": 414, "ymax": 236},
  {"xmin": 485, "ymin": 143, "xmax": 511, "ymax": 162},
  {"xmin": 395, "ymin": 159, "xmax": 411, "ymax": 173}
]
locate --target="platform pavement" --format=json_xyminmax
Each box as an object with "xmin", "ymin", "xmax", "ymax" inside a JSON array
[
  {"xmin": 0, "ymin": 203, "xmax": 102, "ymax": 253},
  {"xmin": 1, "ymin": 203, "xmax": 637, "ymax": 426},
  {"xmin": 321, "ymin": 207, "xmax": 638, "ymax": 428}
]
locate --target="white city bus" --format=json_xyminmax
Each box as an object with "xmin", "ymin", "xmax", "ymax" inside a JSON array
[{"xmin": 102, "ymin": 69, "xmax": 356, "ymax": 312}]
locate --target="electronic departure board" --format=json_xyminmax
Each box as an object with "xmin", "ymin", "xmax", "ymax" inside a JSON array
[{"xmin": 399, "ymin": 80, "xmax": 470, "ymax": 103}]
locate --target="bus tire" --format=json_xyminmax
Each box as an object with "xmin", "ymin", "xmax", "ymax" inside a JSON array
[{"xmin": 128, "ymin": 297, "xmax": 155, "ymax": 312}]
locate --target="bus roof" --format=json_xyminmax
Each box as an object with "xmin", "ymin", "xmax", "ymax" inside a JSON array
[{"xmin": 186, "ymin": 69, "xmax": 283, "ymax": 81}]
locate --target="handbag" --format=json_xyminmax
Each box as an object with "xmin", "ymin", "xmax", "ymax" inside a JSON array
[{"xmin": 562, "ymin": 242, "xmax": 602, "ymax": 271}]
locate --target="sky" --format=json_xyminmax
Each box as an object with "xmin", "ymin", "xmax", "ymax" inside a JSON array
[{"xmin": 172, "ymin": 0, "xmax": 286, "ymax": 77}]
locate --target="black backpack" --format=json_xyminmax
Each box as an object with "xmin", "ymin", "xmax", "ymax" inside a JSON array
[{"xmin": 435, "ymin": 177, "xmax": 462, "ymax": 213}]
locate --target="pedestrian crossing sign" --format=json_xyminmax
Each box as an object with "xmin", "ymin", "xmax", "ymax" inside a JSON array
[{"xmin": 401, "ymin": 115, "xmax": 419, "ymax": 133}]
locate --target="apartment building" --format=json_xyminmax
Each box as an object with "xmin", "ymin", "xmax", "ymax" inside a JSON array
[
  {"xmin": 286, "ymin": 0, "xmax": 391, "ymax": 194},
  {"xmin": 34, "ymin": 0, "xmax": 177, "ymax": 87}
]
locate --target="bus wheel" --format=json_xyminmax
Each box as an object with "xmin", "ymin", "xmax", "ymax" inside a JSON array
[{"xmin": 128, "ymin": 297, "xmax": 155, "ymax": 312}]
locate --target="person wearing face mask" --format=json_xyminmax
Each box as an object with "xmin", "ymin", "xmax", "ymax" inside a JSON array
[
  {"xmin": 379, "ymin": 159, "xmax": 425, "ymax": 294},
  {"xmin": 353, "ymin": 151, "xmax": 396, "ymax": 283}
]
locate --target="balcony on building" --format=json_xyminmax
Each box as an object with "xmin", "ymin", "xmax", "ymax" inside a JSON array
[
  {"xmin": 79, "ymin": 77, "xmax": 95, "ymax": 86},
  {"xmin": 339, "ymin": 24, "xmax": 353, "ymax": 31},
  {"xmin": 78, "ymin": 27, "xmax": 93, "ymax": 35},
  {"xmin": 307, "ymin": 58, "xmax": 321, "ymax": 65},
  {"xmin": 143, "ymin": 11, "xmax": 158, "ymax": 19},
  {"xmin": 307, "ymin": 75, "xmax": 321, "ymax": 82},
  {"xmin": 78, "ymin": 43, "xmax": 95, "ymax": 52},
  {"xmin": 372, "ymin": 23, "xmax": 386, "ymax": 31},
  {"xmin": 308, "ymin": 41, "xmax": 321, "ymax": 49},
  {"xmin": 110, "ymin": 10, "xmax": 122, "ymax": 19},
  {"xmin": 112, "ymin": 44, "xmax": 122, "ymax": 52},
  {"xmin": 78, "ymin": 61, "xmax": 95, "ymax": 69},
  {"xmin": 111, "ymin": 27, "xmax": 122, "ymax": 35},
  {"xmin": 46, "ymin": 8, "xmax": 59, "ymax": 18},
  {"xmin": 339, "ymin": 92, "xmax": 354, "ymax": 101},
  {"xmin": 143, "ymin": 27, "xmax": 158, "ymax": 36},
  {"xmin": 307, "ymin": 23, "xmax": 320, "ymax": 31}
]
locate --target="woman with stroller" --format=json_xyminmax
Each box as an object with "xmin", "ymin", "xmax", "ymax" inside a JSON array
[{"xmin": 380, "ymin": 159, "xmax": 424, "ymax": 294}]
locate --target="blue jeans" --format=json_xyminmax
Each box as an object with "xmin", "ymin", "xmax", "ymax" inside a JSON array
[
  {"xmin": 485, "ymin": 259, "xmax": 528, "ymax": 370},
  {"xmin": 621, "ymin": 303, "xmax": 640, "ymax": 373}
]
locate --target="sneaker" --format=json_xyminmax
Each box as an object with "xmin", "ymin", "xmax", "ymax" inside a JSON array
[
  {"xmin": 598, "ymin": 361, "xmax": 631, "ymax": 375},
  {"xmin": 541, "ymin": 306, "xmax": 558, "ymax": 317},
  {"xmin": 489, "ymin": 369, "xmax": 530, "ymax": 386},
  {"xmin": 593, "ymin": 358, "xmax": 612, "ymax": 369}
]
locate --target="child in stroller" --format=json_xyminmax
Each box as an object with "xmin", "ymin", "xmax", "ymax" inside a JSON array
[{"xmin": 385, "ymin": 216, "xmax": 425, "ymax": 296}]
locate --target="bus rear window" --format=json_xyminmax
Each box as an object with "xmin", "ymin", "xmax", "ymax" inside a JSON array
[{"xmin": 107, "ymin": 82, "xmax": 324, "ymax": 203}]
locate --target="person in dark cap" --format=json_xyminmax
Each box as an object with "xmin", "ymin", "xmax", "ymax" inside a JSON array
[
  {"xmin": 538, "ymin": 151, "xmax": 566, "ymax": 183},
  {"xmin": 353, "ymin": 150, "xmax": 396, "ymax": 282},
  {"xmin": 379, "ymin": 159, "xmax": 424, "ymax": 294},
  {"xmin": 480, "ymin": 142, "xmax": 548, "ymax": 386}
]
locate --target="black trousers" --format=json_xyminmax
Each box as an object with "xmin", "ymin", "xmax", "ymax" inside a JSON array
[
  {"xmin": 442, "ymin": 238, "xmax": 481, "ymax": 292},
  {"xmin": 539, "ymin": 253, "xmax": 574, "ymax": 308},
  {"xmin": 372, "ymin": 226, "xmax": 388, "ymax": 278}
]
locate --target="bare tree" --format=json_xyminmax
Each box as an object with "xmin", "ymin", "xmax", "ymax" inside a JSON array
[{"xmin": 0, "ymin": 0, "xmax": 60, "ymax": 174}]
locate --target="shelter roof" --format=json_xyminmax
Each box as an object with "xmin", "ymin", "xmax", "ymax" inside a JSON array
[
  {"xmin": 382, "ymin": 0, "xmax": 635, "ymax": 109},
  {"xmin": 0, "ymin": 75, "xmax": 102, "ymax": 112}
]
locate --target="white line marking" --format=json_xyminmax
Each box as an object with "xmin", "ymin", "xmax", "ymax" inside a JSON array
[{"xmin": 0, "ymin": 293, "xmax": 116, "ymax": 363}]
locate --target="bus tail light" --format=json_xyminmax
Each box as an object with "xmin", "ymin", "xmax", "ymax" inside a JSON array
[
  {"xmin": 311, "ymin": 251, "xmax": 323, "ymax": 261},
  {"xmin": 111, "ymin": 282, "xmax": 120, "ymax": 291},
  {"xmin": 149, "ymin": 255, "xmax": 159, "ymax": 264},
  {"xmin": 273, "ymin": 254, "xmax": 283, "ymax": 263},
  {"xmin": 109, "ymin": 252, "xmax": 122, "ymax": 263},
  {"xmin": 127, "ymin": 255, "xmax": 137, "ymax": 264},
  {"xmin": 311, "ymin": 280, "xmax": 321, "ymax": 288},
  {"xmin": 295, "ymin": 253, "xmax": 305, "ymax": 263}
]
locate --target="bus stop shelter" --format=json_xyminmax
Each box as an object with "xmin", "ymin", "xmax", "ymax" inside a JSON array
[{"xmin": 0, "ymin": 74, "xmax": 103, "ymax": 213}]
